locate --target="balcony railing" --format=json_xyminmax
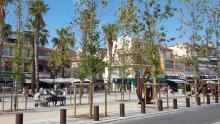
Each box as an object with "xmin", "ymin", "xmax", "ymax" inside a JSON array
[{"xmin": 38, "ymin": 55, "xmax": 48, "ymax": 60}]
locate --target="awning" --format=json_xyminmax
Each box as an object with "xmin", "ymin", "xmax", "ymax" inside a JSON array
[
  {"xmin": 114, "ymin": 77, "xmax": 166, "ymax": 84},
  {"xmin": 209, "ymin": 58, "xmax": 217, "ymax": 61},
  {"xmin": 167, "ymin": 79, "xmax": 189, "ymax": 84},
  {"xmin": 39, "ymin": 78, "xmax": 90, "ymax": 84},
  {"xmin": 149, "ymin": 77, "xmax": 167, "ymax": 83},
  {"xmin": 202, "ymin": 78, "xmax": 220, "ymax": 83},
  {"xmin": 198, "ymin": 57, "xmax": 209, "ymax": 61},
  {"xmin": 114, "ymin": 78, "xmax": 137, "ymax": 84}
]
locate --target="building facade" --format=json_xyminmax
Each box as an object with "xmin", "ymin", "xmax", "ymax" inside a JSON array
[
  {"xmin": 168, "ymin": 43, "xmax": 219, "ymax": 78},
  {"xmin": 0, "ymin": 32, "xmax": 51, "ymax": 87},
  {"xmin": 104, "ymin": 36, "xmax": 149, "ymax": 81},
  {"xmin": 104, "ymin": 37, "xmax": 219, "ymax": 82}
]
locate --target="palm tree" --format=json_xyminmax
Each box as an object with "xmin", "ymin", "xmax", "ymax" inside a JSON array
[
  {"xmin": 27, "ymin": 0, "xmax": 49, "ymax": 91},
  {"xmin": 0, "ymin": 0, "xmax": 13, "ymax": 74},
  {"xmin": 102, "ymin": 24, "xmax": 117, "ymax": 87},
  {"xmin": 51, "ymin": 27, "xmax": 75, "ymax": 78},
  {"xmin": 23, "ymin": 28, "xmax": 48, "ymax": 90}
]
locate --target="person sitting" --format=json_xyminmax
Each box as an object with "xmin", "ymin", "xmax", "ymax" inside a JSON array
[
  {"xmin": 43, "ymin": 88, "xmax": 48, "ymax": 95},
  {"xmin": 39, "ymin": 87, "xmax": 44, "ymax": 94},
  {"xmin": 51, "ymin": 89, "xmax": 56, "ymax": 96},
  {"xmin": 34, "ymin": 92, "xmax": 41, "ymax": 107}
]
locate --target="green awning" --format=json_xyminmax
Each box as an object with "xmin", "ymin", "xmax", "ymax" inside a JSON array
[
  {"xmin": 0, "ymin": 72, "xmax": 14, "ymax": 79},
  {"xmin": 114, "ymin": 78, "xmax": 137, "ymax": 84},
  {"xmin": 149, "ymin": 77, "xmax": 167, "ymax": 83}
]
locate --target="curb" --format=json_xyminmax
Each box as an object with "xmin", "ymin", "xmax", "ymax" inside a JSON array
[{"xmin": 94, "ymin": 103, "xmax": 220, "ymax": 124}]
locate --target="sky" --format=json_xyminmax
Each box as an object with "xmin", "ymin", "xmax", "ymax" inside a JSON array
[{"xmin": 5, "ymin": 0, "xmax": 192, "ymax": 49}]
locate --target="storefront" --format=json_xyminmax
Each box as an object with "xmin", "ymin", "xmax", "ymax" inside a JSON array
[{"xmin": 0, "ymin": 71, "xmax": 14, "ymax": 87}]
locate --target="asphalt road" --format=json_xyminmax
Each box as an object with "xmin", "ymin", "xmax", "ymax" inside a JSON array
[{"xmin": 112, "ymin": 104, "xmax": 220, "ymax": 124}]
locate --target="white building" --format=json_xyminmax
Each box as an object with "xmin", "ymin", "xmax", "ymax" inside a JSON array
[{"xmin": 104, "ymin": 36, "xmax": 148, "ymax": 81}]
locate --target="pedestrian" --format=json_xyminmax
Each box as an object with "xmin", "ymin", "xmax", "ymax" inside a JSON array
[
  {"xmin": 22, "ymin": 88, "xmax": 25, "ymax": 96},
  {"xmin": 59, "ymin": 89, "xmax": 66, "ymax": 105}
]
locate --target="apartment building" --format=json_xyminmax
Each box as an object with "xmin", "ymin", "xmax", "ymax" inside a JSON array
[
  {"xmin": 69, "ymin": 48, "xmax": 107, "ymax": 81},
  {"xmin": 105, "ymin": 37, "xmax": 219, "ymax": 82},
  {"xmin": 0, "ymin": 32, "xmax": 51, "ymax": 87},
  {"xmin": 104, "ymin": 36, "xmax": 149, "ymax": 81},
  {"xmin": 169, "ymin": 43, "xmax": 219, "ymax": 78},
  {"xmin": 159, "ymin": 46, "xmax": 186, "ymax": 79}
]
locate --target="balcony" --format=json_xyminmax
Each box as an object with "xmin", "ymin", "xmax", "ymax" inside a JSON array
[
  {"xmin": 38, "ymin": 55, "xmax": 48, "ymax": 60},
  {"xmin": 111, "ymin": 60, "xmax": 149, "ymax": 68}
]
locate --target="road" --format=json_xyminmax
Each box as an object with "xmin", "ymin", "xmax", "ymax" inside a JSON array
[{"xmin": 112, "ymin": 104, "xmax": 220, "ymax": 124}]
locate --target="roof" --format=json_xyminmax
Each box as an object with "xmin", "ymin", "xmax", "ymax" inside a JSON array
[{"xmin": 167, "ymin": 79, "xmax": 189, "ymax": 84}]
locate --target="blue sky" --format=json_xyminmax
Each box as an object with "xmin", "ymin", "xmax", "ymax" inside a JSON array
[{"xmin": 6, "ymin": 0, "xmax": 189, "ymax": 48}]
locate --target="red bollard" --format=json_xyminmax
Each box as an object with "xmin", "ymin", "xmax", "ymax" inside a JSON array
[
  {"xmin": 196, "ymin": 96, "xmax": 201, "ymax": 106},
  {"xmin": 158, "ymin": 99, "xmax": 163, "ymax": 111},
  {"xmin": 120, "ymin": 103, "xmax": 125, "ymax": 117},
  {"xmin": 141, "ymin": 100, "xmax": 145, "ymax": 114},
  {"xmin": 207, "ymin": 95, "xmax": 210, "ymax": 104},
  {"xmin": 94, "ymin": 106, "xmax": 99, "ymax": 121},
  {"xmin": 60, "ymin": 109, "xmax": 66, "ymax": 124},
  {"xmin": 215, "ymin": 94, "xmax": 218, "ymax": 103},
  {"xmin": 16, "ymin": 114, "xmax": 23, "ymax": 124},
  {"xmin": 186, "ymin": 98, "xmax": 190, "ymax": 107},
  {"xmin": 173, "ymin": 99, "xmax": 177, "ymax": 109}
]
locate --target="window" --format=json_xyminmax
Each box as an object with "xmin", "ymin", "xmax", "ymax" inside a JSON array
[
  {"xmin": 5, "ymin": 61, "xmax": 12, "ymax": 71},
  {"xmin": 2, "ymin": 47, "xmax": 10, "ymax": 56},
  {"xmin": 165, "ymin": 60, "xmax": 173, "ymax": 69},
  {"xmin": 23, "ymin": 49, "xmax": 30, "ymax": 58},
  {"xmin": 38, "ymin": 65, "xmax": 44, "ymax": 72},
  {"xmin": 165, "ymin": 51, "xmax": 172, "ymax": 58},
  {"xmin": 8, "ymin": 38, "xmax": 16, "ymax": 43},
  {"xmin": 38, "ymin": 50, "xmax": 47, "ymax": 56},
  {"xmin": 175, "ymin": 61, "xmax": 183, "ymax": 70}
]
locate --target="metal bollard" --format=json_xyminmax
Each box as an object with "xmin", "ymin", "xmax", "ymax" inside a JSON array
[
  {"xmin": 186, "ymin": 98, "xmax": 190, "ymax": 107},
  {"xmin": 120, "ymin": 103, "xmax": 125, "ymax": 117},
  {"xmin": 94, "ymin": 106, "xmax": 99, "ymax": 121},
  {"xmin": 207, "ymin": 95, "xmax": 210, "ymax": 104},
  {"xmin": 215, "ymin": 94, "xmax": 218, "ymax": 103},
  {"xmin": 16, "ymin": 113, "xmax": 23, "ymax": 124},
  {"xmin": 141, "ymin": 100, "xmax": 145, "ymax": 114},
  {"xmin": 196, "ymin": 96, "xmax": 201, "ymax": 106},
  {"xmin": 173, "ymin": 99, "xmax": 177, "ymax": 109},
  {"xmin": 158, "ymin": 99, "xmax": 163, "ymax": 111},
  {"xmin": 60, "ymin": 109, "xmax": 66, "ymax": 124}
]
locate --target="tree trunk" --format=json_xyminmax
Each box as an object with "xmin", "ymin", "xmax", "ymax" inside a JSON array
[
  {"xmin": 89, "ymin": 75, "xmax": 93, "ymax": 119},
  {"xmin": 34, "ymin": 30, "xmax": 39, "ymax": 91},
  {"xmin": 0, "ymin": 43, "xmax": 2, "ymax": 74},
  {"xmin": 14, "ymin": 80, "xmax": 18, "ymax": 110},
  {"xmin": 79, "ymin": 79, "xmax": 83, "ymax": 104},
  {"xmin": 108, "ymin": 48, "xmax": 112, "ymax": 93},
  {"xmin": 0, "ymin": 23, "xmax": 3, "ymax": 74},
  {"xmin": 31, "ymin": 41, "xmax": 35, "ymax": 90},
  {"xmin": 61, "ymin": 67, "xmax": 65, "ymax": 78},
  {"xmin": 0, "ymin": 24, "xmax": 3, "ymax": 102}
]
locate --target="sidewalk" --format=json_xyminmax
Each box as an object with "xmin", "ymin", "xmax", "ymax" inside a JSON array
[
  {"xmin": 0, "ymin": 92, "xmax": 217, "ymax": 124},
  {"xmin": 25, "ymin": 100, "xmax": 219, "ymax": 124}
]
